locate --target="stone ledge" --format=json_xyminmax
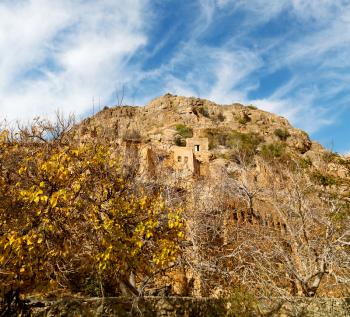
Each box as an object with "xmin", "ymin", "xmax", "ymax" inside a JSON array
[{"xmin": 4, "ymin": 296, "xmax": 350, "ymax": 317}]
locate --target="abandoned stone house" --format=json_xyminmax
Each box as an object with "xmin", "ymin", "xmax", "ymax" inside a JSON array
[
  {"xmin": 172, "ymin": 137, "xmax": 209, "ymax": 177},
  {"xmin": 122, "ymin": 136, "xmax": 211, "ymax": 178}
]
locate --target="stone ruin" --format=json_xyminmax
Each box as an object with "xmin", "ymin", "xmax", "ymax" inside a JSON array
[{"xmin": 172, "ymin": 137, "xmax": 210, "ymax": 177}]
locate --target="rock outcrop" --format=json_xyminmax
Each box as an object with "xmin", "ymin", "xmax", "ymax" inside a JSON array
[{"xmin": 74, "ymin": 94, "xmax": 313, "ymax": 155}]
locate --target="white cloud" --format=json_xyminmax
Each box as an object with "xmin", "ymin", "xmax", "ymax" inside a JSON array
[
  {"xmin": 251, "ymin": 97, "xmax": 334, "ymax": 133},
  {"xmin": 0, "ymin": 1, "xmax": 71, "ymax": 90},
  {"xmin": 0, "ymin": 0, "xmax": 149, "ymax": 122},
  {"xmin": 149, "ymin": 43, "xmax": 261, "ymax": 105},
  {"xmin": 214, "ymin": 0, "xmax": 346, "ymax": 22},
  {"xmin": 191, "ymin": 0, "xmax": 350, "ymax": 134},
  {"xmin": 207, "ymin": 49, "xmax": 261, "ymax": 103},
  {"xmin": 1, "ymin": 0, "xmax": 349, "ymax": 146}
]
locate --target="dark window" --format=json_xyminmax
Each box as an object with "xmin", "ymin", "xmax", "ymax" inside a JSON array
[
  {"xmin": 184, "ymin": 156, "xmax": 188, "ymax": 163},
  {"xmin": 194, "ymin": 145, "xmax": 200, "ymax": 152},
  {"xmin": 177, "ymin": 156, "xmax": 182, "ymax": 162}
]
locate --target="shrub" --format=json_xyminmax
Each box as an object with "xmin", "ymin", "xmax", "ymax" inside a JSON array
[
  {"xmin": 238, "ymin": 112, "xmax": 251, "ymax": 124},
  {"xmin": 228, "ymin": 131, "xmax": 263, "ymax": 153},
  {"xmin": 312, "ymin": 171, "xmax": 337, "ymax": 187},
  {"xmin": 300, "ymin": 157, "xmax": 312, "ymax": 168},
  {"xmin": 247, "ymin": 104, "xmax": 257, "ymax": 110},
  {"xmin": 198, "ymin": 106, "xmax": 210, "ymax": 118},
  {"xmin": 274, "ymin": 128, "xmax": 291, "ymax": 141},
  {"xmin": 175, "ymin": 124, "xmax": 193, "ymax": 139},
  {"xmin": 205, "ymin": 128, "xmax": 228, "ymax": 149},
  {"xmin": 260, "ymin": 142, "xmax": 285, "ymax": 159},
  {"xmin": 205, "ymin": 129, "xmax": 263, "ymax": 163},
  {"xmin": 322, "ymin": 150, "xmax": 339, "ymax": 163}
]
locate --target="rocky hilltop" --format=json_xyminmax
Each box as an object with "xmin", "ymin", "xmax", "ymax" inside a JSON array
[
  {"xmin": 76, "ymin": 93, "xmax": 314, "ymax": 152},
  {"xmin": 73, "ymin": 93, "xmax": 342, "ymax": 181}
]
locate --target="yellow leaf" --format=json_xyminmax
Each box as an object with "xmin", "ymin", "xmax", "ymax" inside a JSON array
[
  {"xmin": 50, "ymin": 196, "xmax": 58, "ymax": 208},
  {"xmin": 177, "ymin": 232, "xmax": 184, "ymax": 238},
  {"xmin": 39, "ymin": 181, "xmax": 45, "ymax": 188},
  {"xmin": 18, "ymin": 166, "xmax": 27, "ymax": 175}
]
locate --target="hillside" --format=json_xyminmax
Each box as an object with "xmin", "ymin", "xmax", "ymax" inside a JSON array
[
  {"xmin": 70, "ymin": 94, "xmax": 350, "ymax": 297},
  {"xmin": 73, "ymin": 94, "xmax": 345, "ymax": 182},
  {"xmin": 75, "ymin": 93, "xmax": 314, "ymax": 153},
  {"xmin": 1, "ymin": 94, "xmax": 349, "ymax": 313}
]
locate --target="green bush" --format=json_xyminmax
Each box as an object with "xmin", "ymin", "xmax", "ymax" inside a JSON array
[
  {"xmin": 312, "ymin": 171, "xmax": 337, "ymax": 187},
  {"xmin": 238, "ymin": 112, "xmax": 251, "ymax": 124},
  {"xmin": 205, "ymin": 129, "xmax": 263, "ymax": 164},
  {"xmin": 229, "ymin": 131, "xmax": 263, "ymax": 153},
  {"xmin": 82, "ymin": 275, "xmax": 101, "ymax": 297},
  {"xmin": 247, "ymin": 104, "xmax": 257, "ymax": 110},
  {"xmin": 174, "ymin": 124, "xmax": 193, "ymax": 147},
  {"xmin": 205, "ymin": 129, "xmax": 262, "ymax": 150},
  {"xmin": 300, "ymin": 157, "xmax": 312, "ymax": 168},
  {"xmin": 198, "ymin": 106, "xmax": 210, "ymax": 118},
  {"xmin": 175, "ymin": 124, "xmax": 193, "ymax": 138},
  {"xmin": 260, "ymin": 142, "xmax": 285, "ymax": 159},
  {"xmin": 274, "ymin": 128, "xmax": 291, "ymax": 141}
]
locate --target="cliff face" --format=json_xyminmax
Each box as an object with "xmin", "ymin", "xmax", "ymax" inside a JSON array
[
  {"xmin": 74, "ymin": 94, "xmax": 315, "ymax": 153},
  {"xmin": 71, "ymin": 94, "xmax": 350, "ymax": 218},
  {"xmin": 72, "ymin": 93, "xmax": 338, "ymax": 179}
]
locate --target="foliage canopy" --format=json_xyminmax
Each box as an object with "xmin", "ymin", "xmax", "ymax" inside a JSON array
[{"xmin": 0, "ymin": 129, "xmax": 184, "ymax": 298}]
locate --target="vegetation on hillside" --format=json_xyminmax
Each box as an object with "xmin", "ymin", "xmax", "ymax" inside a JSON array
[
  {"xmin": 174, "ymin": 124, "xmax": 193, "ymax": 146},
  {"xmin": 274, "ymin": 128, "xmax": 291, "ymax": 141},
  {"xmin": 0, "ymin": 118, "xmax": 185, "ymax": 310},
  {"xmin": 186, "ymin": 154, "xmax": 350, "ymax": 298},
  {"xmin": 0, "ymin": 104, "xmax": 349, "ymax": 313}
]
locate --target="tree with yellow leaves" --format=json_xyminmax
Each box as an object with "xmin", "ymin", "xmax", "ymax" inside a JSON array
[{"xmin": 0, "ymin": 123, "xmax": 185, "ymax": 308}]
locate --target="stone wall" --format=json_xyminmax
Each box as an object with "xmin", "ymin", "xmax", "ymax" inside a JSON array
[
  {"xmin": 14, "ymin": 296, "xmax": 350, "ymax": 317},
  {"xmin": 259, "ymin": 297, "xmax": 350, "ymax": 317}
]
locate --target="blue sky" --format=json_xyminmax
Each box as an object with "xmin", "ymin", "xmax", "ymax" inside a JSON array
[{"xmin": 0, "ymin": 0, "xmax": 350, "ymax": 153}]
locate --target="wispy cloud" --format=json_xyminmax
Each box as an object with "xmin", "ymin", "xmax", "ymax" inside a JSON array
[
  {"xmin": 0, "ymin": 0, "xmax": 349, "ymax": 151},
  {"xmin": 0, "ymin": 0, "xmax": 149, "ymax": 121},
  {"xmin": 154, "ymin": 0, "xmax": 350, "ymax": 134}
]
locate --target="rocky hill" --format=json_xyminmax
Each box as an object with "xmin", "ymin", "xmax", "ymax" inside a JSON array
[
  {"xmin": 75, "ymin": 93, "xmax": 313, "ymax": 152},
  {"xmin": 69, "ymin": 94, "xmax": 350, "ymax": 298},
  {"xmin": 72, "ymin": 93, "xmax": 346, "ymax": 181},
  {"xmin": 1, "ymin": 94, "xmax": 349, "ymax": 304}
]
